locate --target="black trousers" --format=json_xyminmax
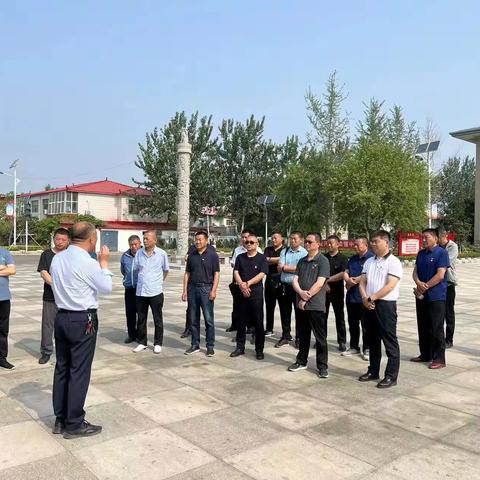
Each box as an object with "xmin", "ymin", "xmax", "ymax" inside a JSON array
[
  {"xmin": 136, "ymin": 293, "xmax": 164, "ymax": 346},
  {"xmin": 365, "ymin": 300, "xmax": 400, "ymax": 380},
  {"xmin": 53, "ymin": 311, "xmax": 97, "ymax": 431},
  {"xmin": 278, "ymin": 283, "xmax": 298, "ymax": 340},
  {"xmin": 236, "ymin": 298, "xmax": 265, "ymax": 353},
  {"xmin": 0, "ymin": 300, "xmax": 11, "ymax": 359},
  {"xmin": 325, "ymin": 291, "xmax": 347, "ymax": 345},
  {"xmin": 124, "ymin": 287, "xmax": 137, "ymax": 339},
  {"xmin": 229, "ymin": 283, "xmax": 242, "ymax": 330},
  {"xmin": 346, "ymin": 301, "xmax": 368, "ymax": 351},
  {"xmin": 416, "ymin": 299, "xmax": 446, "ymax": 363},
  {"xmin": 445, "ymin": 284, "xmax": 456, "ymax": 344},
  {"xmin": 265, "ymin": 277, "xmax": 283, "ymax": 332},
  {"xmin": 184, "ymin": 305, "xmax": 191, "ymax": 333},
  {"xmin": 296, "ymin": 309, "xmax": 328, "ymax": 370}
]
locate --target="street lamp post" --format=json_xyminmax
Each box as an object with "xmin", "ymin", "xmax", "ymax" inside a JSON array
[
  {"xmin": 0, "ymin": 160, "xmax": 20, "ymax": 246},
  {"xmin": 415, "ymin": 142, "xmax": 439, "ymax": 228}
]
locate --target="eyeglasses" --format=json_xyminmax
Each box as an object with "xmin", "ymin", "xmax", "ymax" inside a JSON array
[
  {"xmin": 304, "ymin": 240, "xmax": 316, "ymax": 244},
  {"xmin": 245, "ymin": 241, "xmax": 257, "ymax": 245}
]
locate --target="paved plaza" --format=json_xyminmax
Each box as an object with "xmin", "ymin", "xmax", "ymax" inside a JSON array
[{"xmin": 0, "ymin": 255, "xmax": 479, "ymax": 479}]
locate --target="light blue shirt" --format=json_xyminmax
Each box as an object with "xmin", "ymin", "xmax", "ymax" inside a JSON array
[
  {"xmin": 135, "ymin": 246, "xmax": 170, "ymax": 297},
  {"xmin": 50, "ymin": 245, "xmax": 113, "ymax": 310},
  {"xmin": 280, "ymin": 246, "xmax": 307, "ymax": 284},
  {"xmin": 0, "ymin": 249, "xmax": 14, "ymax": 301}
]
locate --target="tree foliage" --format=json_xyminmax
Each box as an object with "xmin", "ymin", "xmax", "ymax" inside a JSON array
[
  {"xmin": 434, "ymin": 156, "xmax": 475, "ymax": 244},
  {"xmin": 134, "ymin": 111, "xmax": 221, "ymax": 222},
  {"xmin": 331, "ymin": 142, "xmax": 428, "ymax": 235}
]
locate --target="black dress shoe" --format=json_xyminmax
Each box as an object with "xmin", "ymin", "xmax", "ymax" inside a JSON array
[
  {"xmin": 377, "ymin": 376, "xmax": 397, "ymax": 389},
  {"xmin": 358, "ymin": 371, "xmax": 380, "ymax": 382},
  {"xmin": 63, "ymin": 420, "xmax": 102, "ymax": 439},
  {"xmin": 410, "ymin": 355, "xmax": 430, "ymax": 363},
  {"xmin": 52, "ymin": 418, "xmax": 65, "ymax": 434},
  {"xmin": 180, "ymin": 330, "xmax": 191, "ymax": 339},
  {"xmin": 38, "ymin": 354, "xmax": 51, "ymax": 364},
  {"xmin": 0, "ymin": 358, "xmax": 14, "ymax": 369},
  {"xmin": 226, "ymin": 326, "xmax": 237, "ymax": 333},
  {"xmin": 256, "ymin": 352, "xmax": 264, "ymax": 360},
  {"xmin": 230, "ymin": 349, "xmax": 245, "ymax": 358},
  {"xmin": 124, "ymin": 337, "xmax": 136, "ymax": 344}
]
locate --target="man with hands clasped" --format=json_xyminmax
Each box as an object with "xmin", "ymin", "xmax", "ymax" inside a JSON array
[
  {"xmin": 231, "ymin": 234, "xmax": 268, "ymax": 360},
  {"xmin": 358, "ymin": 230, "xmax": 402, "ymax": 389},
  {"xmin": 287, "ymin": 233, "xmax": 330, "ymax": 378}
]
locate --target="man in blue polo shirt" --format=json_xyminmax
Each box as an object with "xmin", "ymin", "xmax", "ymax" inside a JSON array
[
  {"xmin": 411, "ymin": 228, "xmax": 450, "ymax": 369},
  {"xmin": 0, "ymin": 248, "xmax": 16, "ymax": 370},
  {"xmin": 343, "ymin": 236, "xmax": 374, "ymax": 359},
  {"xmin": 182, "ymin": 231, "xmax": 220, "ymax": 357},
  {"xmin": 275, "ymin": 231, "xmax": 307, "ymax": 348}
]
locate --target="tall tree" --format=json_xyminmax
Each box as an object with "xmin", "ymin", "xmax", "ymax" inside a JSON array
[
  {"xmin": 331, "ymin": 141, "xmax": 428, "ymax": 235},
  {"xmin": 435, "ymin": 156, "xmax": 475, "ymax": 244},
  {"xmin": 305, "ymin": 70, "xmax": 350, "ymax": 155},
  {"xmin": 134, "ymin": 111, "xmax": 221, "ymax": 222},
  {"xmin": 356, "ymin": 98, "xmax": 388, "ymax": 144},
  {"xmin": 218, "ymin": 115, "xmax": 278, "ymax": 232},
  {"xmin": 387, "ymin": 105, "xmax": 419, "ymax": 152}
]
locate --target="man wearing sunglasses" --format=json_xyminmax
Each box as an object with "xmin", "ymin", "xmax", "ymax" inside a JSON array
[
  {"xmin": 288, "ymin": 233, "xmax": 330, "ymax": 378},
  {"xmin": 231, "ymin": 234, "xmax": 268, "ymax": 360}
]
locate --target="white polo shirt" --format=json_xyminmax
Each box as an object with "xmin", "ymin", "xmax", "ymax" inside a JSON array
[{"xmin": 362, "ymin": 252, "xmax": 403, "ymax": 301}]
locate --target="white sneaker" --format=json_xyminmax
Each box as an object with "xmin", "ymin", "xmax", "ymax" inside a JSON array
[
  {"xmin": 153, "ymin": 345, "xmax": 162, "ymax": 354},
  {"xmin": 341, "ymin": 348, "xmax": 361, "ymax": 357},
  {"xmin": 133, "ymin": 344, "xmax": 147, "ymax": 353},
  {"xmin": 362, "ymin": 350, "xmax": 370, "ymax": 361}
]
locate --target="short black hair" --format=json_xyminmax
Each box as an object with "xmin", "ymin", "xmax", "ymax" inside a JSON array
[
  {"xmin": 195, "ymin": 230, "xmax": 208, "ymax": 239},
  {"xmin": 54, "ymin": 227, "xmax": 70, "ymax": 238},
  {"xmin": 371, "ymin": 230, "xmax": 391, "ymax": 242},
  {"xmin": 241, "ymin": 229, "xmax": 253, "ymax": 235},
  {"xmin": 270, "ymin": 231, "xmax": 283, "ymax": 237},
  {"xmin": 306, "ymin": 232, "xmax": 322, "ymax": 243},
  {"xmin": 437, "ymin": 227, "xmax": 448, "ymax": 237},
  {"xmin": 327, "ymin": 234, "xmax": 340, "ymax": 242},
  {"xmin": 354, "ymin": 236, "xmax": 369, "ymax": 245},
  {"xmin": 290, "ymin": 231, "xmax": 304, "ymax": 239},
  {"xmin": 128, "ymin": 234, "xmax": 141, "ymax": 243},
  {"xmin": 422, "ymin": 228, "xmax": 439, "ymax": 239}
]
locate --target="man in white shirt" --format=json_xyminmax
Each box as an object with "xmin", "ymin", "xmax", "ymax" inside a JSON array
[
  {"xmin": 50, "ymin": 222, "xmax": 112, "ymax": 439},
  {"xmin": 133, "ymin": 230, "xmax": 170, "ymax": 354},
  {"xmin": 358, "ymin": 230, "xmax": 403, "ymax": 389}
]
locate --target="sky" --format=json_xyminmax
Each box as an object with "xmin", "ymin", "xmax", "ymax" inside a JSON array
[{"xmin": 1, "ymin": 0, "xmax": 479, "ymax": 194}]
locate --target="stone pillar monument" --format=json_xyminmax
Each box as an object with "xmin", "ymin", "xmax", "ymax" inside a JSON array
[{"xmin": 176, "ymin": 127, "xmax": 192, "ymax": 257}]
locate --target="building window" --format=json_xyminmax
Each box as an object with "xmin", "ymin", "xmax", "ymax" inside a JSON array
[
  {"xmin": 42, "ymin": 199, "xmax": 48, "ymax": 214},
  {"xmin": 128, "ymin": 197, "xmax": 139, "ymax": 215},
  {"xmin": 48, "ymin": 191, "xmax": 78, "ymax": 214},
  {"xmin": 31, "ymin": 200, "xmax": 39, "ymax": 214}
]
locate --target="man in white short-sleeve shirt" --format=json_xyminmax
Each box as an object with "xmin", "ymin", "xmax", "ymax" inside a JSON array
[{"xmin": 358, "ymin": 230, "xmax": 403, "ymax": 389}]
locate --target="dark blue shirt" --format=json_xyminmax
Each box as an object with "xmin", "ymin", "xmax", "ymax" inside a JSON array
[
  {"xmin": 120, "ymin": 249, "xmax": 139, "ymax": 288},
  {"xmin": 415, "ymin": 246, "xmax": 450, "ymax": 301},
  {"xmin": 346, "ymin": 251, "xmax": 374, "ymax": 303},
  {"xmin": 234, "ymin": 252, "xmax": 268, "ymax": 300},
  {"xmin": 186, "ymin": 247, "xmax": 220, "ymax": 285}
]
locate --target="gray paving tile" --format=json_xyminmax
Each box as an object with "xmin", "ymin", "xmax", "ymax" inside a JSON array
[
  {"xmin": 225, "ymin": 433, "xmax": 374, "ymax": 480},
  {"xmin": 167, "ymin": 406, "xmax": 286, "ymax": 458},
  {"xmin": 444, "ymin": 419, "xmax": 480, "ymax": 454},
  {"xmin": 73, "ymin": 426, "xmax": 214, "ymax": 480},
  {"xmin": 0, "ymin": 421, "xmax": 65, "ymax": 471},
  {"xmin": 0, "ymin": 397, "xmax": 31, "ymax": 427},
  {"xmin": 167, "ymin": 461, "xmax": 254, "ymax": 480},
  {"xmin": 0, "ymin": 452, "xmax": 97, "ymax": 480}
]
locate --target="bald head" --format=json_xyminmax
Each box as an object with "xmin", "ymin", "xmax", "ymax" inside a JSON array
[
  {"xmin": 70, "ymin": 221, "xmax": 97, "ymax": 252},
  {"xmin": 71, "ymin": 222, "xmax": 96, "ymax": 242}
]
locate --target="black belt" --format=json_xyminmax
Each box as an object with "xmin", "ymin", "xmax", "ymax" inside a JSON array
[
  {"xmin": 58, "ymin": 308, "xmax": 97, "ymax": 314},
  {"xmin": 191, "ymin": 283, "xmax": 213, "ymax": 286}
]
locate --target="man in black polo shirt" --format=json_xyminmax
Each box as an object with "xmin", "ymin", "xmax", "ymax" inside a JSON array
[
  {"xmin": 264, "ymin": 232, "xmax": 284, "ymax": 336},
  {"xmin": 182, "ymin": 231, "xmax": 220, "ymax": 357},
  {"xmin": 324, "ymin": 235, "xmax": 348, "ymax": 352},
  {"xmin": 231, "ymin": 234, "xmax": 268, "ymax": 360},
  {"xmin": 288, "ymin": 232, "xmax": 330, "ymax": 378},
  {"xmin": 37, "ymin": 227, "xmax": 70, "ymax": 364}
]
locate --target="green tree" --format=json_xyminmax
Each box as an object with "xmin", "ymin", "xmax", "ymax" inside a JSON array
[
  {"xmin": 331, "ymin": 141, "xmax": 428, "ymax": 235},
  {"xmin": 218, "ymin": 115, "xmax": 279, "ymax": 232},
  {"xmin": 133, "ymin": 111, "xmax": 221, "ymax": 222},
  {"xmin": 435, "ymin": 156, "xmax": 475, "ymax": 244}
]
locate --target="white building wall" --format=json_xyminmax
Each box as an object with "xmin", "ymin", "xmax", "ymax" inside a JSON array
[{"xmin": 78, "ymin": 194, "xmax": 120, "ymax": 220}]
